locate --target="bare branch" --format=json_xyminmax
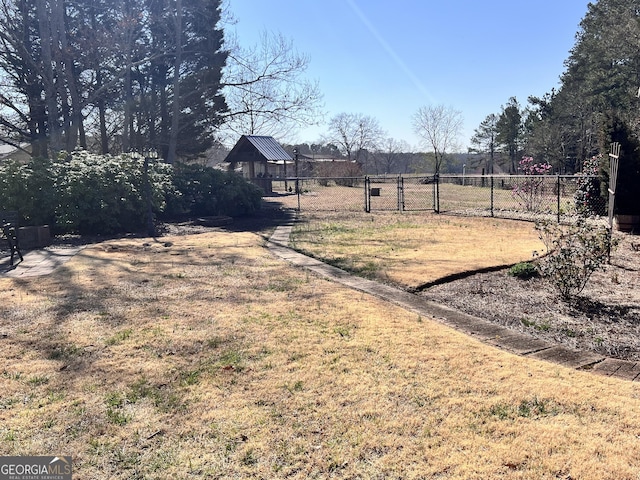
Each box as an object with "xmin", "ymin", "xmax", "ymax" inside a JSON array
[
  {"xmin": 412, "ymin": 104, "xmax": 463, "ymax": 173},
  {"xmin": 220, "ymin": 30, "xmax": 324, "ymax": 141},
  {"xmin": 325, "ymin": 112, "xmax": 385, "ymax": 163}
]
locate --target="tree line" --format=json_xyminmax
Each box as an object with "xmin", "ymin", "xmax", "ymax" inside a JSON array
[
  {"xmin": 0, "ymin": 0, "xmax": 229, "ymax": 162},
  {"xmin": 0, "ymin": 0, "xmax": 322, "ymax": 162},
  {"xmin": 298, "ymin": 0, "xmax": 640, "ymax": 180},
  {"xmin": 472, "ymin": 0, "xmax": 640, "ymax": 178},
  {"xmin": 2, "ymin": 0, "xmax": 638, "ymax": 184}
]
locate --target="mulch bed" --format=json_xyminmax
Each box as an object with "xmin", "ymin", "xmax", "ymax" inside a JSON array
[{"xmin": 421, "ymin": 234, "xmax": 640, "ymax": 361}]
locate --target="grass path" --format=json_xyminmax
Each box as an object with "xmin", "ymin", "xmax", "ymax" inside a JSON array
[{"xmin": 1, "ymin": 230, "xmax": 640, "ymax": 478}]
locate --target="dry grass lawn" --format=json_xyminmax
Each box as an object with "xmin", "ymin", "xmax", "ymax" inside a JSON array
[
  {"xmin": 291, "ymin": 211, "xmax": 545, "ymax": 288},
  {"xmin": 2, "ymin": 229, "xmax": 640, "ymax": 479}
]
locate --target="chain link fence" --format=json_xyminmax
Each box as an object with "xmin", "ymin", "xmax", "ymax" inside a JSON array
[{"xmin": 263, "ymin": 174, "xmax": 607, "ymax": 224}]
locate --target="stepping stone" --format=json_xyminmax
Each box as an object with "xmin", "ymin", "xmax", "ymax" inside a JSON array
[
  {"xmin": 592, "ymin": 359, "xmax": 640, "ymax": 381},
  {"xmin": 526, "ymin": 346, "xmax": 604, "ymax": 369}
]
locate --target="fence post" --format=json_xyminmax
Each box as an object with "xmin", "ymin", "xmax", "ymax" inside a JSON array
[
  {"xmin": 556, "ymin": 175, "xmax": 561, "ymax": 223},
  {"xmin": 364, "ymin": 176, "xmax": 371, "ymax": 213},
  {"xmin": 433, "ymin": 174, "xmax": 440, "ymax": 213},
  {"xmin": 296, "ymin": 178, "xmax": 301, "ymax": 212},
  {"xmin": 608, "ymin": 142, "xmax": 621, "ymax": 261},
  {"xmin": 490, "ymin": 175, "xmax": 494, "ymax": 217},
  {"xmin": 397, "ymin": 176, "xmax": 404, "ymax": 211}
]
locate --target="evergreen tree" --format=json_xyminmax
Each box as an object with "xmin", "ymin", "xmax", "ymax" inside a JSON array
[
  {"xmin": 0, "ymin": 0, "xmax": 228, "ymax": 160},
  {"xmin": 528, "ymin": 0, "xmax": 640, "ymax": 171},
  {"xmin": 496, "ymin": 97, "xmax": 523, "ymax": 173},
  {"xmin": 470, "ymin": 113, "xmax": 498, "ymax": 174}
]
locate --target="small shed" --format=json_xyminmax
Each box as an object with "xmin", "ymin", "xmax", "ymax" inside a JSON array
[{"xmin": 224, "ymin": 135, "xmax": 293, "ymax": 194}]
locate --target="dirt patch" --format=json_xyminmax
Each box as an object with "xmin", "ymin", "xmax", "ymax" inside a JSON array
[{"xmin": 421, "ymin": 234, "xmax": 640, "ymax": 361}]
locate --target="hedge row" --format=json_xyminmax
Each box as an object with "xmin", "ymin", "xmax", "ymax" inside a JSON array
[{"xmin": 0, "ymin": 151, "xmax": 262, "ymax": 235}]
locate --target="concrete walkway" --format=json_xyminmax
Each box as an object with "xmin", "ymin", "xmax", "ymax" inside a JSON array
[
  {"xmin": 268, "ymin": 222, "xmax": 640, "ymax": 382},
  {"xmin": 0, "ymin": 245, "xmax": 85, "ymax": 278}
]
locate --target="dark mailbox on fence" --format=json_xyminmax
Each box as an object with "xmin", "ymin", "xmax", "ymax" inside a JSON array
[{"xmin": 370, "ymin": 187, "xmax": 381, "ymax": 196}]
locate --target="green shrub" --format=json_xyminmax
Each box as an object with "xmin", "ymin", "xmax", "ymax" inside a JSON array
[
  {"xmin": 0, "ymin": 152, "xmax": 261, "ymax": 235},
  {"xmin": 162, "ymin": 163, "xmax": 262, "ymax": 219},
  {"xmin": 507, "ymin": 262, "xmax": 539, "ymax": 280},
  {"xmin": 574, "ymin": 155, "xmax": 606, "ymax": 216},
  {"xmin": 0, "ymin": 151, "xmax": 174, "ymax": 235},
  {"xmin": 53, "ymin": 151, "xmax": 174, "ymax": 234},
  {"xmin": 0, "ymin": 157, "xmax": 57, "ymax": 226}
]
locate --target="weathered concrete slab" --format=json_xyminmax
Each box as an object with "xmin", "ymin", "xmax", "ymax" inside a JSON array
[
  {"xmin": 614, "ymin": 361, "xmax": 640, "ymax": 381},
  {"xmin": 486, "ymin": 332, "xmax": 553, "ymax": 355},
  {"xmin": 1, "ymin": 246, "xmax": 84, "ymax": 277},
  {"xmin": 458, "ymin": 321, "xmax": 514, "ymax": 340},
  {"xmin": 592, "ymin": 359, "xmax": 640, "ymax": 381},
  {"xmin": 268, "ymin": 224, "xmax": 294, "ymax": 247},
  {"xmin": 591, "ymin": 358, "xmax": 627, "ymax": 377},
  {"xmin": 526, "ymin": 346, "xmax": 604, "ymax": 369}
]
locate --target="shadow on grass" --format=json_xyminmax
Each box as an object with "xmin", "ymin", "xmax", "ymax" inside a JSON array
[
  {"xmin": 155, "ymin": 200, "xmax": 294, "ymax": 239},
  {"xmin": 1, "ymin": 201, "xmax": 295, "ymax": 375},
  {"xmin": 44, "ymin": 200, "xmax": 294, "ymax": 251},
  {"xmin": 2, "ymin": 231, "xmax": 268, "ymax": 379},
  {"xmin": 220, "ymin": 201, "xmax": 294, "ymax": 235}
]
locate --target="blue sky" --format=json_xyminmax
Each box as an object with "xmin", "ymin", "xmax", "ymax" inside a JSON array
[{"xmin": 227, "ymin": 0, "xmax": 590, "ymax": 151}]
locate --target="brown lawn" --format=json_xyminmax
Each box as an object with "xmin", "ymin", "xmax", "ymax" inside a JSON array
[
  {"xmin": 291, "ymin": 211, "xmax": 545, "ymax": 288},
  {"xmin": 1, "ymin": 228, "xmax": 639, "ymax": 479}
]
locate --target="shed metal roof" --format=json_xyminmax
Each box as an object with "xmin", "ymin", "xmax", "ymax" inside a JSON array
[
  {"xmin": 225, "ymin": 135, "xmax": 292, "ymax": 164},
  {"xmin": 245, "ymin": 136, "xmax": 292, "ymax": 161}
]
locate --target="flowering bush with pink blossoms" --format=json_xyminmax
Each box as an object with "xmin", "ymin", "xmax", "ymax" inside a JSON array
[{"xmin": 512, "ymin": 156, "xmax": 552, "ymax": 212}]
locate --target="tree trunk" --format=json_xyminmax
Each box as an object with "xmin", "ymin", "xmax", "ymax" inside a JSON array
[
  {"xmin": 98, "ymin": 98, "xmax": 108, "ymax": 153},
  {"xmin": 167, "ymin": 0, "xmax": 182, "ymax": 164},
  {"xmin": 95, "ymin": 68, "xmax": 108, "ymax": 153},
  {"xmin": 52, "ymin": 0, "xmax": 83, "ymax": 151},
  {"xmin": 123, "ymin": 56, "xmax": 132, "ymax": 152},
  {"xmin": 159, "ymin": 80, "xmax": 169, "ymax": 159},
  {"xmin": 49, "ymin": 0, "xmax": 70, "ymax": 150},
  {"xmin": 35, "ymin": 0, "xmax": 61, "ymax": 156},
  {"xmin": 121, "ymin": 0, "xmax": 135, "ymax": 153}
]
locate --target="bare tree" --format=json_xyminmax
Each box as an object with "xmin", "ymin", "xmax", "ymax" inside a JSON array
[
  {"xmin": 325, "ymin": 112, "xmax": 385, "ymax": 166},
  {"xmin": 374, "ymin": 137, "xmax": 410, "ymax": 174},
  {"xmin": 221, "ymin": 31, "xmax": 324, "ymax": 142},
  {"xmin": 412, "ymin": 104, "xmax": 463, "ymax": 174}
]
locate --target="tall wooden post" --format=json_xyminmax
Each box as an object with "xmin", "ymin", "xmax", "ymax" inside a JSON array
[{"xmin": 608, "ymin": 142, "xmax": 621, "ymax": 229}]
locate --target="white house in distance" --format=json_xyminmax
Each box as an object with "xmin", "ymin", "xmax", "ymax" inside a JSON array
[{"xmin": 224, "ymin": 135, "xmax": 293, "ymax": 194}]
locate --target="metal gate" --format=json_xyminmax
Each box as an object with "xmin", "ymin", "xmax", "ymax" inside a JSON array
[{"xmin": 364, "ymin": 176, "xmax": 436, "ymax": 212}]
